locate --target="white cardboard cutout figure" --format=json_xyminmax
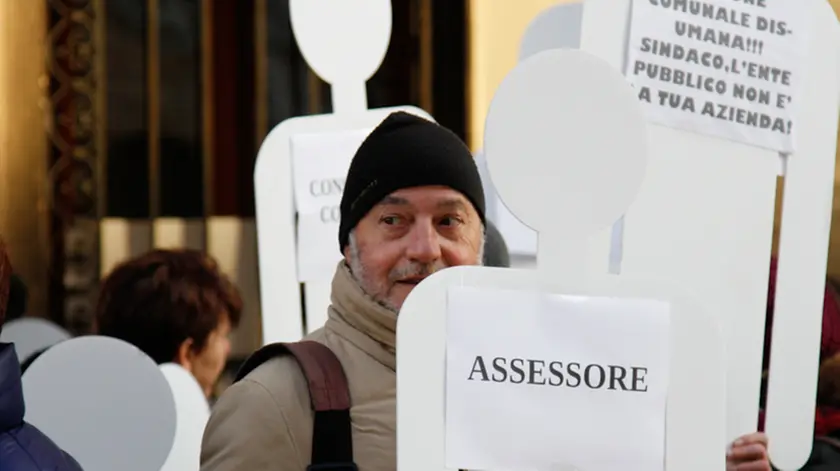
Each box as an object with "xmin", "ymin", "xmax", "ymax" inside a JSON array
[
  {"xmin": 475, "ymin": 2, "xmax": 584, "ymax": 263},
  {"xmin": 160, "ymin": 363, "xmax": 211, "ymax": 471},
  {"xmin": 255, "ymin": 0, "xmax": 432, "ymax": 343},
  {"xmin": 397, "ymin": 48, "xmax": 726, "ymax": 471},
  {"xmin": 766, "ymin": 7, "xmax": 840, "ymax": 468},
  {"xmin": 22, "ymin": 336, "xmax": 176, "ymax": 471},
  {"xmin": 519, "ymin": 2, "xmax": 583, "ymax": 62},
  {"xmin": 0, "ymin": 317, "xmax": 72, "ymax": 363},
  {"xmin": 580, "ymin": 1, "xmax": 839, "ymax": 467}
]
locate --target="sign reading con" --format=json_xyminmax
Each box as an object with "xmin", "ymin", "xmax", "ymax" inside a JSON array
[{"xmin": 291, "ymin": 128, "xmax": 371, "ymax": 282}]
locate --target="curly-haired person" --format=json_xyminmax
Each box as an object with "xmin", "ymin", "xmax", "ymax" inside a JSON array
[{"xmin": 96, "ymin": 249, "xmax": 243, "ymax": 399}]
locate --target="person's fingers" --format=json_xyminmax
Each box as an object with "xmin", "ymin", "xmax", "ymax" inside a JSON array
[
  {"xmin": 727, "ymin": 443, "xmax": 768, "ymax": 462},
  {"xmin": 732, "ymin": 432, "xmax": 769, "ymax": 448},
  {"xmin": 731, "ymin": 461, "xmax": 771, "ymax": 471}
]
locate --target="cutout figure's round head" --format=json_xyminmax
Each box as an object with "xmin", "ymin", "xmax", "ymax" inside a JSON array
[
  {"xmin": 519, "ymin": 3, "xmax": 583, "ymax": 62},
  {"xmin": 483, "ymin": 48, "xmax": 648, "ymax": 239},
  {"xmin": 21, "ymin": 336, "xmax": 177, "ymax": 471},
  {"xmin": 290, "ymin": 0, "xmax": 392, "ymax": 85},
  {"xmin": 0, "ymin": 317, "xmax": 71, "ymax": 363},
  {"xmin": 338, "ymin": 112, "xmax": 487, "ymax": 311}
]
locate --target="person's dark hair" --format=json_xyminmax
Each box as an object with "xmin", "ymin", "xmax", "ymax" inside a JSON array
[
  {"xmin": 0, "ymin": 238, "xmax": 10, "ymax": 334},
  {"xmin": 818, "ymin": 352, "xmax": 840, "ymax": 408},
  {"xmin": 96, "ymin": 249, "xmax": 243, "ymax": 364},
  {"xmin": 483, "ymin": 220, "xmax": 510, "ymax": 268},
  {"xmin": 6, "ymin": 274, "xmax": 28, "ymax": 321},
  {"xmin": 20, "ymin": 346, "xmax": 49, "ymax": 373}
]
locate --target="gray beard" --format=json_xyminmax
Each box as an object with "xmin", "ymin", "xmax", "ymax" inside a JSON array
[{"xmin": 346, "ymin": 230, "xmax": 486, "ymax": 314}]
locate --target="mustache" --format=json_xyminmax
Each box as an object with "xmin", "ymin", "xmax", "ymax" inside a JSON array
[{"xmin": 388, "ymin": 261, "xmax": 447, "ymax": 282}]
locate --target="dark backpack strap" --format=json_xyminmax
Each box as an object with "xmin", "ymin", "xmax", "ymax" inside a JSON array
[
  {"xmin": 234, "ymin": 341, "xmax": 356, "ymax": 471},
  {"xmin": 816, "ymin": 435, "xmax": 840, "ymax": 450}
]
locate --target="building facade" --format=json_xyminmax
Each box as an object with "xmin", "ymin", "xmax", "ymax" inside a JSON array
[{"xmin": 1, "ymin": 0, "xmax": 839, "ymax": 360}]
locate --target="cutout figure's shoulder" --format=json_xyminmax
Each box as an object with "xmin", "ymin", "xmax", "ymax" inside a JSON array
[
  {"xmin": 0, "ymin": 317, "xmax": 71, "ymax": 363},
  {"xmin": 159, "ymin": 363, "xmax": 209, "ymax": 471}
]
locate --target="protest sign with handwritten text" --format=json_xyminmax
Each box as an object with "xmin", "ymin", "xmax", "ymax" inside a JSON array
[{"xmin": 625, "ymin": 0, "xmax": 808, "ymax": 153}]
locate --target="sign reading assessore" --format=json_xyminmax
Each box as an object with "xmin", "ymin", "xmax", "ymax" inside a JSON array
[
  {"xmin": 625, "ymin": 0, "xmax": 808, "ymax": 153},
  {"xmin": 445, "ymin": 286, "xmax": 670, "ymax": 471}
]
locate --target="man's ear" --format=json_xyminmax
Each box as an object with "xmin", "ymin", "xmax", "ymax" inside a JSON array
[{"xmin": 175, "ymin": 338, "xmax": 195, "ymax": 372}]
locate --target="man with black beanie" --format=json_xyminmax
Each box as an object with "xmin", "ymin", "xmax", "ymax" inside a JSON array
[
  {"xmin": 337, "ymin": 111, "xmax": 486, "ymax": 310},
  {"xmin": 201, "ymin": 112, "xmax": 487, "ymax": 471}
]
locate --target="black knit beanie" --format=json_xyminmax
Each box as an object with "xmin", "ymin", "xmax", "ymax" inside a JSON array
[{"xmin": 338, "ymin": 111, "xmax": 486, "ymax": 251}]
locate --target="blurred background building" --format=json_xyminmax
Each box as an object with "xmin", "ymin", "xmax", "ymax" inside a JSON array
[{"xmin": 1, "ymin": 0, "xmax": 840, "ymax": 364}]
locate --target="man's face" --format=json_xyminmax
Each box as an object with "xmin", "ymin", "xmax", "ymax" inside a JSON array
[{"xmin": 344, "ymin": 185, "xmax": 484, "ymax": 311}]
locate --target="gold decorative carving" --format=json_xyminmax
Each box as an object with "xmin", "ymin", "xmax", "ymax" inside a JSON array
[{"xmin": 45, "ymin": 0, "xmax": 104, "ymax": 333}]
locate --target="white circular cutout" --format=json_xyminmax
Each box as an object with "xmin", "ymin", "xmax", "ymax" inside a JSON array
[
  {"xmin": 160, "ymin": 363, "xmax": 210, "ymax": 471},
  {"xmin": 483, "ymin": 48, "xmax": 648, "ymax": 238},
  {"xmin": 0, "ymin": 317, "xmax": 72, "ymax": 363},
  {"xmin": 21, "ymin": 336, "xmax": 176, "ymax": 471},
  {"xmin": 519, "ymin": 3, "xmax": 583, "ymax": 62},
  {"xmin": 290, "ymin": 0, "xmax": 391, "ymax": 84}
]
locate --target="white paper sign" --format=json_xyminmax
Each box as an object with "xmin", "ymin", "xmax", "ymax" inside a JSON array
[
  {"xmin": 291, "ymin": 128, "xmax": 372, "ymax": 282},
  {"xmin": 625, "ymin": 0, "xmax": 808, "ymax": 153},
  {"xmin": 445, "ymin": 286, "xmax": 670, "ymax": 471},
  {"xmin": 295, "ymin": 212, "xmax": 344, "ymax": 283}
]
